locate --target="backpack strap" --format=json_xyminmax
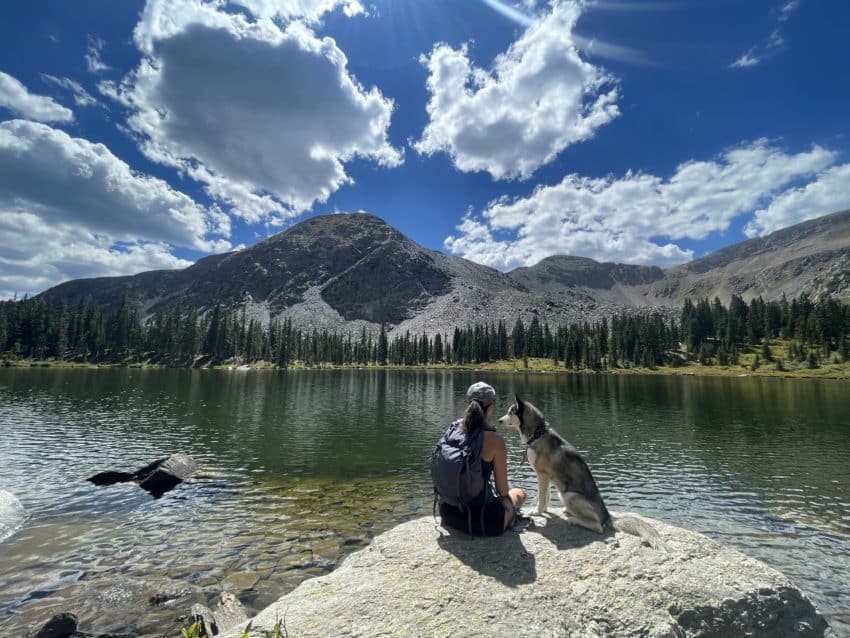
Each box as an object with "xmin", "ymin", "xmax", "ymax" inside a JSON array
[
  {"xmin": 432, "ymin": 489, "xmax": 438, "ymax": 522},
  {"xmin": 468, "ymin": 424, "xmax": 495, "ymax": 537},
  {"xmin": 462, "ymin": 447, "xmax": 472, "ymax": 535}
]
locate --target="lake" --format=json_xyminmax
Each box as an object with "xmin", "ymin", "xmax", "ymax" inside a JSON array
[{"xmin": 0, "ymin": 368, "xmax": 848, "ymax": 635}]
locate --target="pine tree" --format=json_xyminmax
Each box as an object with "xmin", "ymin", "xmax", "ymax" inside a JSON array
[
  {"xmin": 205, "ymin": 304, "xmax": 222, "ymax": 361},
  {"xmin": 699, "ymin": 343, "xmax": 711, "ymax": 365},
  {"xmin": 497, "ymin": 320, "xmax": 508, "ymax": 360},
  {"xmin": 608, "ymin": 331, "xmax": 618, "ymax": 368},
  {"xmin": 378, "ymin": 324, "xmax": 388, "ymax": 365},
  {"xmin": 512, "ymin": 318, "xmax": 525, "ymax": 359},
  {"xmin": 54, "ymin": 300, "xmax": 69, "ymax": 360},
  {"xmin": 0, "ymin": 305, "xmax": 7, "ymax": 355},
  {"xmin": 433, "ymin": 332, "xmax": 443, "ymax": 363},
  {"xmin": 181, "ymin": 307, "xmax": 198, "ymax": 361},
  {"xmin": 528, "ymin": 315, "xmax": 542, "ymax": 357},
  {"xmin": 113, "ymin": 294, "xmax": 132, "ymax": 360}
]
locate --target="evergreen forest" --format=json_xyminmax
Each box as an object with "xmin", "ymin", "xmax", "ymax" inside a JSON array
[{"xmin": 1, "ymin": 293, "xmax": 848, "ymax": 370}]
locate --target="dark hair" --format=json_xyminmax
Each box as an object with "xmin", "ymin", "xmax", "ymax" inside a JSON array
[{"xmin": 461, "ymin": 400, "xmax": 486, "ymax": 435}]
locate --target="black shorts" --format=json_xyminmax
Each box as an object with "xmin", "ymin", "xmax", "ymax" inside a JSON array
[{"xmin": 439, "ymin": 499, "xmax": 507, "ymax": 537}]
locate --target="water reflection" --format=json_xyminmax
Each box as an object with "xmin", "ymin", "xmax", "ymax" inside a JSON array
[{"xmin": 0, "ymin": 368, "xmax": 847, "ymax": 635}]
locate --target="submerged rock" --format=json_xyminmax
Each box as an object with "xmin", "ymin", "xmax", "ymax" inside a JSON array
[
  {"xmin": 24, "ymin": 577, "xmax": 203, "ymax": 637},
  {"xmin": 189, "ymin": 593, "xmax": 249, "ymax": 636},
  {"xmin": 221, "ymin": 571, "xmax": 260, "ymax": 593},
  {"xmin": 30, "ymin": 611, "xmax": 133, "ymax": 638},
  {"xmin": 0, "ymin": 489, "xmax": 26, "ymax": 542},
  {"xmin": 87, "ymin": 453, "xmax": 197, "ymax": 498},
  {"xmin": 220, "ymin": 510, "xmax": 832, "ymax": 637},
  {"xmin": 32, "ymin": 612, "xmax": 77, "ymax": 638}
]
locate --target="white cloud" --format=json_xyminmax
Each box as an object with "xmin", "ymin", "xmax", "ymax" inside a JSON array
[
  {"xmin": 0, "ymin": 216, "xmax": 193, "ymax": 299},
  {"xmin": 731, "ymin": 1, "xmax": 800, "ymax": 70},
  {"xmin": 413, "ymin": 1, "xmax": 619, "ymax": 180},
  {"xmin": 729, "ymin": 53, "xmax": 760, "ymax": 69},
  {"xmin": 745, "ymin": 163, "xmax": 850, "ymax": 237},
  {"xmin": 659, "ymin": 140, "xmax": 833, "ymax": 238},
  {"xmin": 230, "ymin": 0, "xmax": 365, "ymax": 21},
  {"xmin": 730, "ymin": 29, "xmax": 784, "ymax": 69},
  {"xmin": 85, "ymin": 36, "xmax": 111, "ymax": 73},
  {"xmin": 445, "ymin": 141, "xmax": 837, "ymax": 270},
  {"xmin": 0, "ymin": 71, "xmax": 74, "ymax": 122},
  {"xmin": 778, "ymin": 0, "xmax": 800, "ymax": 21},
  {"xmin": 0, "ymin": 119, "xmax": 230, "ymax": 295},
  {"xmin": 112, "ymin": 0, "xmax": 401, "ymax": 222},
  {"xmin": 41, "ymin": 74, "xmax": 100, "ymax": 108}
]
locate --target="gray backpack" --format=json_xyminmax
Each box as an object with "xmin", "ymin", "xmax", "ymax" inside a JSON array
[{"xmin": 430, "ymin": 420, "xmax": 494, "ymax": 510}]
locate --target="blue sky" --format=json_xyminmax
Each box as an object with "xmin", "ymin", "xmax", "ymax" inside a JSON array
[{"xmin": 1, "ymin": 0, "xmax": 849, "ymax": 297}]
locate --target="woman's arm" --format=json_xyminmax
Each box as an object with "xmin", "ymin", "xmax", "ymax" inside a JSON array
[{"xmin": 484, "ymin": 431, "xmax": 513, "ymax": 505}]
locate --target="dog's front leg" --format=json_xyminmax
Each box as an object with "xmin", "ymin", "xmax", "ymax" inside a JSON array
[{"xmin": 535, "ymin": 472, "xmax": 550, "ymax": 514}]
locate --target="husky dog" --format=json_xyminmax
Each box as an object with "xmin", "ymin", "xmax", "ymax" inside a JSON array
[{"xmin": 499, "ymin": 396, "xmax": 668, "ymax": 552}]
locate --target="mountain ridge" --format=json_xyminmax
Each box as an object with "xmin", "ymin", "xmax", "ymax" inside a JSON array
[{"xmin": 38, "ymin": 210, "xmax": 850, "ymax": 335}]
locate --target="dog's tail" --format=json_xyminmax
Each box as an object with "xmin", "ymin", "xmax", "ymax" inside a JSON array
[{"xmin": 611, "ymin": 515, "xmax": 670, "ymax": 554}]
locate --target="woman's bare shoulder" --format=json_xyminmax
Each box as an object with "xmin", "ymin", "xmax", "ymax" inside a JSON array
[{"xmin": 481, "ymin": 429, "xmax": 506, "ymax": 454}]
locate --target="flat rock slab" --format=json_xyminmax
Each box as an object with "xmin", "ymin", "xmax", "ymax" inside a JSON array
[{"xmin": 221, "ymin": 511, "xmax": 832, "ymax": 638}]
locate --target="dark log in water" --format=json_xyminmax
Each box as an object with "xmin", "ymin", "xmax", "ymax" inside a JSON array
[{"xmin": 87, "ymin": 453, "xmax": 197, "ymax": 498}]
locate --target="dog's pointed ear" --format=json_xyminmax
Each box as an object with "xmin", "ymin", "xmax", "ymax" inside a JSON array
[{"xmin": 515, "ymin": 395, "xmax": 524, "ymax": 413}]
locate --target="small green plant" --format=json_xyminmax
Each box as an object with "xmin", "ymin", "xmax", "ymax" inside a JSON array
[
  {"xmin": 238, "ymin": 616, "xmax": 287, "ymax": 638},
  {"xmin": 182, "ymin": 622, "xmax": 206, "ymax": 638}
]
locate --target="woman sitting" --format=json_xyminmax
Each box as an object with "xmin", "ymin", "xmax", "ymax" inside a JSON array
[{"xmin": 436, "ymin": 381, "xmax": 527, "ymax": 536}]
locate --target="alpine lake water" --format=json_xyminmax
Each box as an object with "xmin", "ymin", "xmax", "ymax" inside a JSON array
[{"xmin": 0, "ymin": 367, "xmax": 848, "ymax": 636}]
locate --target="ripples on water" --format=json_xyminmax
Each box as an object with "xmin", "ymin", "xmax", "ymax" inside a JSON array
[{"xmin": 0, "ymin": 369, "xmax": 848, "ymax": 635}]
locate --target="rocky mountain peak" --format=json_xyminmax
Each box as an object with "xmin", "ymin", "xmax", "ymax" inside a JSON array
[
  {"xmin": 35, "ymin": 209, "xmax": 850, "ymax": 335},
  {"xmin": 510, "ymin": 255, "xmax": 665, "ymax": 291}
]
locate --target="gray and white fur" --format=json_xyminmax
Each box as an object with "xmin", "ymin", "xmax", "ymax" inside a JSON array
[{"xmin": 499, "ymin": 396, "xmax": 668, "ymax": 552}]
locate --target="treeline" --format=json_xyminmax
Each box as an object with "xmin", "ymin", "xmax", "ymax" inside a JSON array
[
  {"xmin": 0, "ymin": 292, "xmax": 848, "ymax": 369},
  {"xmin": 681, "ymin": 295, "xmax": 850, "ymax": 366}
]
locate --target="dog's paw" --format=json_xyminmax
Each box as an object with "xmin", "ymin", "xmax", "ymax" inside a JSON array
[{"xmin": 535, "ymin": 504, "xmax": 547, "ymax": 515}]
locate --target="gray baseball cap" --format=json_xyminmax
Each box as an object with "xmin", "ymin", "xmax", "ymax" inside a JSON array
[{"xmin": 466, "ymin": 381, "xmax": 496, "ymax": 408}]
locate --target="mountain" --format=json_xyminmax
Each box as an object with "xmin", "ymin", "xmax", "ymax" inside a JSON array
[
  {"xmin": 38, "ymin": 210, "xmax": 850, "ymax": 335},
  {"xmin": 511, "ymin": 256, "xmax": 665, "ymax": 292},
  {"xmin": 507, "ymin": 209, "xmax": 850, "ymax": 310},
  {"xmin": 41, "ymin": 213, "xmax": 523, "ymax": 332},
  {"xmin": 642, "ymin": 209, "xmax": 850, "ymax": 304}
]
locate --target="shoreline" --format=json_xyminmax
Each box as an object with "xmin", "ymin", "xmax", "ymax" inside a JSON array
[{"xmin": 4, "ymin": 356, "xmax": 849, "ymax": 380}]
